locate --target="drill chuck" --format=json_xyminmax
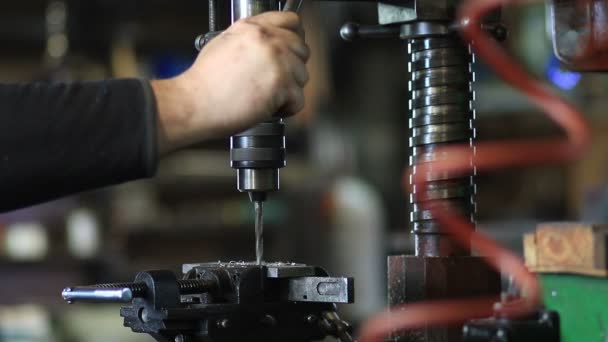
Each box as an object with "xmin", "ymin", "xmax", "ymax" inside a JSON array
[{"xmin": 231, "ymin": 120, "xmax": 286, "ymax": 199}]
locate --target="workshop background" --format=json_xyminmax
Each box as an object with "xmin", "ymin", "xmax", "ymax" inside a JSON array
[{"xmin": 0, "ymin": 1, "xmax": 607, "ymax": 341}]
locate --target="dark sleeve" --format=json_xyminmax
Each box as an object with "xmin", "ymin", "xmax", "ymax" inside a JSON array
[{"xmin": 0, "ymin": 79, "xmax": 158, "ymax": 212}]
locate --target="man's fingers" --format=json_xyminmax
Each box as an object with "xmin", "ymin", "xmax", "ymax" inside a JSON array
[
  {"xmin": 281, "ymin": 85, "xmax": 305, "ymax": 117},
  {"xmin": 234, "ymin": 11, "xmax": 308, "ymax": 118},
  {"xmin": 273, "ymin": 28, "xmax": 310, "ymax": 62},
  {"xmin": 283, "ymin": 52, "xmax": 309, "ymax": 87},
  {"xmin": 246, "ymin": 12, "xmax": 303, "ymax": 37}
]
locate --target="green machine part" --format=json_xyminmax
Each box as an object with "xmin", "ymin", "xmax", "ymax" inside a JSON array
[{"xmin": 541, "ymin": 274, "xmax": 608, "ymax": 342}]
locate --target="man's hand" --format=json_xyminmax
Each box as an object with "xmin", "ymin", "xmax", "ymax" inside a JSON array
[{"xmin": 152, "ymin": 12, "xmax": 309, "ymax": 155}]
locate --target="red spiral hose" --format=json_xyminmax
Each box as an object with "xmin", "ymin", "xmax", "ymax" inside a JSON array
[{"xmin": 358, "ymin": 0, "xmax": 593, "ymax": 341}]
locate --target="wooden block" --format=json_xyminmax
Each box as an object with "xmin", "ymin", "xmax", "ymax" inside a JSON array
[
  {"xmin": 523, "ymin": 233, "xmax": 538, "ymax": 268},
  {"xmin": 524, "ymin": 223, "xmax": 608, "ymax": 277}
]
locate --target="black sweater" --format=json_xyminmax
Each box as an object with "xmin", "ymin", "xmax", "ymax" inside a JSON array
[{"xmin": 0, "ymin": 79, "xmax": 158, "ymax": 212}]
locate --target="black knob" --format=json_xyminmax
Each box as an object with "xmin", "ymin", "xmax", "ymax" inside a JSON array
[
  {"xmin": 340, "ymin": 22, "xmax": 360, "ymax": 42},
  {"xmin": 339, "ymin": 22, "xmax": 400, "ymax": 41}
]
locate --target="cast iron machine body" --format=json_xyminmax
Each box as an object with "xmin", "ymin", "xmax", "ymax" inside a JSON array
[
  {"xmin": 341, "ymin": 2, "xmax": 504, "ymax": 340},
  {"xmin": 63, "ymin": 262, "xmax": 354, "ymax": 342},
  {"xmin": 356, "ymin": 1, "xmax": 605, "ymax": 341}
]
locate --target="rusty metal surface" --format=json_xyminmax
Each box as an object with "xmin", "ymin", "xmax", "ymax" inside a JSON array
[
  {"xmin": 378, "ymin": 0, "xmax": 459, "ymax": 25},
  {"xmin": 387, "ymin": 255, "xmax": 501, "ymax": 342}
]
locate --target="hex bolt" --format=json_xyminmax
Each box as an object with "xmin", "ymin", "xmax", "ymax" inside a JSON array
[
  {"xmin": 260, "ymin": 314, "xmax": 277, "ymax": 327},
  {"xmin": 217, "ymin": 319, "xmax": 231, "ymax": 329},
  {"xmin": 138, "ymin": 308, "xmax": 150, "ymax": 323},
  {"xmin": 496, "ymin": 329, "xmax": 507, "ymax": 342}
]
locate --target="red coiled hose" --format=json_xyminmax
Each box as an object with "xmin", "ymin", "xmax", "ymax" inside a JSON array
[{"xmin": 358, "ymin": 0, "xmax": 593, "ymax": 341}]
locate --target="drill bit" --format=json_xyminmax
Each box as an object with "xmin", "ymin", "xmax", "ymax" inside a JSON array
[{"xmin": 254, "ymin": 200, "xmax": 264, "ymax": 265}]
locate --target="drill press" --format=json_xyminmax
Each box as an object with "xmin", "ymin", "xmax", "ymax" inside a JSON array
[
  {"xmin": 61, "ymin": 3, "xmax": 357, "ymax": 341},
  {"xmin": 341, "ymin": 2, "xmax": 502, "ymax": 341},
  {"xmin": 229, "ymin": 0, "xmax": 288, "ymax": 265},
  {"xmin": 231, "ymin": 116, "xmax": 286, "ymax": 265},
  {"xmin": 198, "ymin": 0, "xmax": 301, "ymax": 265}
]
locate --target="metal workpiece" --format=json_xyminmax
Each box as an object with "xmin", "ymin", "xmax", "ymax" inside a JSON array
[
  {"xmin": 182, "ymin": 261, "xmax": 318, "ymax": 278},
  {"xmin": 407, "ymin": 33, "xmax": 476, "ymax": 258}
]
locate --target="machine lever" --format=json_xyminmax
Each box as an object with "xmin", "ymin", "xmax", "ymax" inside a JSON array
[{"xmin": 340, "ymin": 22, "xmax": 400, "ymax": 41}]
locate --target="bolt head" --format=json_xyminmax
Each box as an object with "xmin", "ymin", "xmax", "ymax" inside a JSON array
[
  {"xmin": 217, "ymin": 319, "xmax": 230, "ymax": 329},
  {"xmin": 496, "ymin": 328, "xmax": 508, "ymax": 342},
  {"xmin": 492, "ymin": 25, "xmax": 508, "ymax": 41},
  {"xmin": 260, "ymin": 314, "xmax": 277, "ymax": 327},
  {"xmin": 340, "ymin": 23, "xmax": 359, "ymax": 42},
  {"xmin": 138, "ymin": 308, "xmax": 150, "ymax": 323}
]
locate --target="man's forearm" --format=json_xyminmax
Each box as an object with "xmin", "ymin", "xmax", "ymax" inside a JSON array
[
  {"xmin": 152, "ymin": 78, "xmax": 198, "ymax": 156},
  {"xmin": 0, "ymin": 11, "xmax": 309, "ymax": 213},
  {"xmin": 0, "ymin": 79, "xmax": 158, "ymax": 212}
]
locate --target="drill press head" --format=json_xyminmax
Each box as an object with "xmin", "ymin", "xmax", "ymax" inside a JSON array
[
  {"xmin": 231, "ymin": 119, "xmax": 286, "ymax": 203},
  {"xmin": 227, "ymin": 1, "xmax": 288, "ymax": 204}
]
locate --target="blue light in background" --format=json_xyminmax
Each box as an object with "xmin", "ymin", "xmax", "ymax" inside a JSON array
[
  {"xmin": 153, "ymin": 54, "xmax": 195, "ymax": 79},
  {"xmin": 546, "ymin": 55, "xmax": 581, "ymax": 90}
]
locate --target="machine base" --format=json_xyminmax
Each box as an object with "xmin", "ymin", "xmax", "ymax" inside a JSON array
[{"xmin": 387, "ymin": 255, "xmax": 501, "ymax": 342}]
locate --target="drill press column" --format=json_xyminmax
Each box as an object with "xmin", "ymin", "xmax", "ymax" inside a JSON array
[
  {"xmin": 392, "ymin": 30, "xmax": 499, "ymax": 340},
  {"xmin": 371, "ymin": 2, "xmax": 502, "ymax": 341},
  {"xmin": 409, "ymin": 35, "xmax": 476, "ymax": 257}
]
